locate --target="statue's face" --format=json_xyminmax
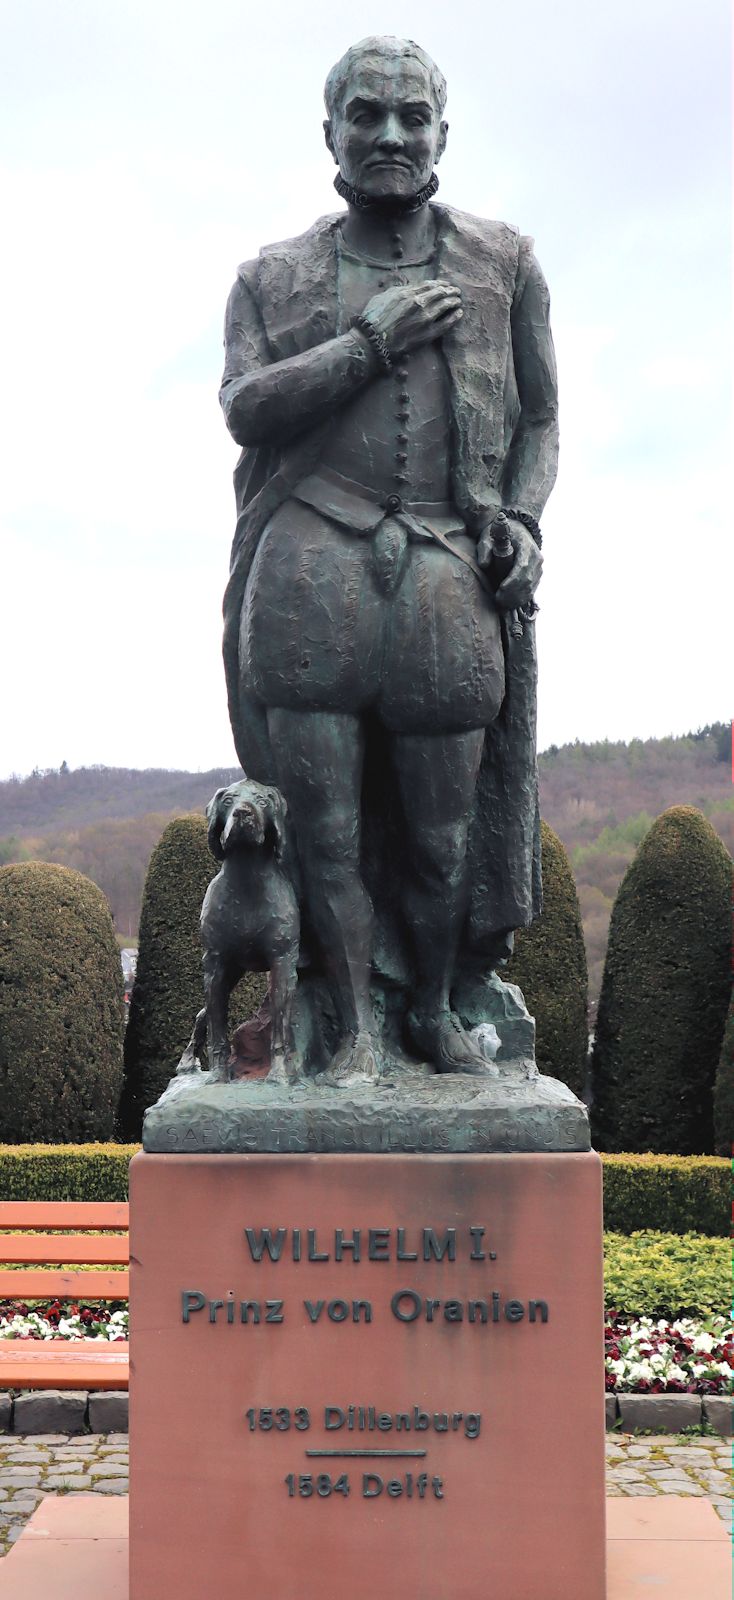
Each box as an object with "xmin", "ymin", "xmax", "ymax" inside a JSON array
[{"xmin": 325, "ymin": 50, "xmax": 447, "ymax": 201}]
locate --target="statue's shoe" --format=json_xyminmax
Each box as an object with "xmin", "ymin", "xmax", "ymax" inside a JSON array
[
  {"xmin": 406, "ymin": 1009, "xmax": 498, "ymax": 1077},
  {"xmin": 264, "ymin": 1054, "xmax": 301, "ymax": 1088},
  {"xmin": 323, "ymin": 1030, "xmax": 381, "ymax": 1089}
]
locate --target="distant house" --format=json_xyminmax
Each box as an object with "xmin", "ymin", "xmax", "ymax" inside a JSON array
[{"xmin": 121, "ymin": 947, "xmax": 137, "ymax": 1008}]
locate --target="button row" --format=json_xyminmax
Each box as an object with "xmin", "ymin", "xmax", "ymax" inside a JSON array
[{"xmin": 392, "ymin": 354, "xmax": 410, "ymax": 489}]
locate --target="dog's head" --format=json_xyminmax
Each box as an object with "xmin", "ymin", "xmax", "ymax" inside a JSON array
[{"xmin": 206, "ymin": 780, "xmax": 288, "ymax": 864}]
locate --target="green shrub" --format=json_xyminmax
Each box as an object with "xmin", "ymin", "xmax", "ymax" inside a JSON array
[
  {"xmin": 0, "ymin": 1143, "xmax": 137, "ymax": 1201},
  {"xmin": 591, "ymin": 806, "xmax": 732, "ymax": 1154},
  {"xmin": 118, "ymin": 815, "xmax": 265, "ymax": 1137},
  {"xmin": 505, "ymin": 820, "xmax": 588, "ymax": 1093},
  {"xmin": 713, "ymin": 990, "xmax": 734, "ymax": 1157},
  {"xmin": 1, "ymin": 1144, "xmax": 728, "ymax": 1239},
  {"xmin": 0, "ymin": 863, "xmax": 124, "ymax": 1143},
  {"xmin": 601, "ymin": 1153, "xmax": 729, "ymax": 1236},
  {"xmin": 603, "ymin": 1230, "xmax": 730, "ymax": 1317}
]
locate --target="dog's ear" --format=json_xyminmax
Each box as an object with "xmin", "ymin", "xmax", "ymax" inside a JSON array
[
  {"xmin": 264, "ymin": 786, "xmax": 288, "ymax": 862},
  {"xmin": 206, "ymin": 789, "xmax": 228, "ymax": 862}
]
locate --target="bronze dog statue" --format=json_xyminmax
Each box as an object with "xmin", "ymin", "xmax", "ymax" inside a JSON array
[{"xmin": 197, "ymin": 779, "xmax": 300, "ymax": 1085}]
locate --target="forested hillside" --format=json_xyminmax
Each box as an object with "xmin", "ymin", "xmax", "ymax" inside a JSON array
[
  {"xmin": 1, "ymin": 724, "xmax": 730, "ymax": 997},
  {"xmin": 0, "ymin": 766, "xmax": 240, "ymax": 940}
]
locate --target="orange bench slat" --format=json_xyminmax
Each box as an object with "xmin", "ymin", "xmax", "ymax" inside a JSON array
[
  {"xmin": 0, "ymin": 1269, "xmax": 129, "ymax": 1300},
  {"xmin": 0, "ymin": 1203, "xmax": 128, "ymax": 1230},
  {"xmin": 0, "ymin": 1235, "xmax": 129, "ymax": 1266},
  {"xmin": 0, "ymin": 1339, "xmax": 129, "ymax": 1391}
]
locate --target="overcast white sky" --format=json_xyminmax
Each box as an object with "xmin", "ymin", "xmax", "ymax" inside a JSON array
[{"xmin": 1, "ymin": 0, "xmax": 730, "ymax": 777}]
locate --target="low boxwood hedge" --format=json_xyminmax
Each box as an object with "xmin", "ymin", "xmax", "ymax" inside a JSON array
[
  {"xmin": 601, "ymin": 1153, "xmax": 729, "ymax": 1237},
  {"xmin": 0, "ymin": 1148, "xmax": 728, "ymax": 1236},
  {"xmin": 0, "ymin": 1144, "xmax": 137, "ymax": 1202},
  {"xmin": 603, "ymin": 1231, "xmax": 730, "ymax": 1318}
]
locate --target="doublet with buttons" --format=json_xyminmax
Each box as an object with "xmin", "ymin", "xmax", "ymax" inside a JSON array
[{"xmin": 321, "ymin": 242, "xmax": 453, "ymax": 505}]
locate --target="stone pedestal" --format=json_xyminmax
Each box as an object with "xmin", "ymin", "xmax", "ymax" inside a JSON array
[{"xmin": 130, "ymin": 1151, "xmax": 606, "ymax": 1600}]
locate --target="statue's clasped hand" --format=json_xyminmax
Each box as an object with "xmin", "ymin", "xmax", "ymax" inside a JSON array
[
  {"xmin": 477, "ymin": 515, "xmax": 543, "ymax": 612},
  {"xmin": 361, "ymin": 280, "xmax": 463, "ymax": 359}
]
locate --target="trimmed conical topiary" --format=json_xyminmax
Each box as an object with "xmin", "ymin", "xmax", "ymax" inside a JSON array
[
  {"xmin": 504, "ymin": 820, "xmax": 589, "ymax": 1094},
  {"xmin": 0, "ymin": 862, "xmax": 124, "ymax": 1142},
  {"xmin": 713, "ymin": 990, "xmax": 734, "ymax": 1157},
  {"xmin": 118, "ymin": 815, "xmax": 265, "ymax": 1137},
  {"xmin": 591, "ymin": 806, "xmax": 732, "ymax": 1154}
]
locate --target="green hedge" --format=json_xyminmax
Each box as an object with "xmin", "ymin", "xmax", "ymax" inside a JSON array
[
  {"xmin": 0, "ymin": 1149, "xmax": 729, "ymax": 1240},
  {"xmin": 603, "ymin": 1231, "xmax": 729, "ymax": 1317},
  {"xmin": 601, "ymin": 1153, "xmax": 729, "ymax": 1237},
  {"xmin": 505, "ymin": 821, "xmax": 589, "ymax": 1094},
  {"xmin": 0, "ymin": 1144, "xmax": 137, "ymax": 1202},
  {"xmin": 591, "ymin": 806, "xmax": 732, "ymax": 1154},
  {"xmin": 0, "ymin": 863, "xmax": 124, "ymax": 1143},
  {"xmin": 714, "ymin": 988, "xmax": 734, "ymax": 1157}
]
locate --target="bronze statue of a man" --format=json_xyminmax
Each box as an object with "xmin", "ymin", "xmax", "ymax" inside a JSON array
[{"xmin": 219, "ymin": 36, "xmax": 558, "ymax": 1086}]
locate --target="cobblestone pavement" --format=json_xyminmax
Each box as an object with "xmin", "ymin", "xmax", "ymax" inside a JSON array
[
  {"xmin": 0, "ymin": 1432, "xmax": 729, "ymax": 1555},
  {"xmin": 606, "ymin": 1434, "xmax": 731, "ymax": 1526}
]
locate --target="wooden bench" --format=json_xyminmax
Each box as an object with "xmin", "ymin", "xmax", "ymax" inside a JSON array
[{"xmin": 0, "ymin": 1202, "xmax": 129, "ymax": 1391}]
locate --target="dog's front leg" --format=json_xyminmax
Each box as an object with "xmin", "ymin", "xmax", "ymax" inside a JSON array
[
  {"xmin": 267, "ymin": 948, "xmax": 299, "ymax": 1085},
  {"xmin": 203, "ymin": 953, "xmax": 234, "ymax": 1082}
]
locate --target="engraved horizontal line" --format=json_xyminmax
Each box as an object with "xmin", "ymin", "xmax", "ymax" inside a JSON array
[{"xmin": 305, "ymin": 1449, "xmax": 427, "ymax": 1459}]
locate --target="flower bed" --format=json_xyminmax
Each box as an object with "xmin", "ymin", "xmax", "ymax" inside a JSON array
[
  {"xmin": 3, "ymin": 1298, "xmax": 730, "ymax": 1399},
  {"xmin": 605, "ymin": 1314, "xmax": 733, "ymax": 1395},
  {"xmin": 0, "ymin": 1300, "xmax": 128, "ymax": 1341}
]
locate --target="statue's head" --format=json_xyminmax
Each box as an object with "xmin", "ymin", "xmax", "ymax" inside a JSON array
[{"xmin": 324, "ymin": 36, "xmax": 448, "ymax": 206}]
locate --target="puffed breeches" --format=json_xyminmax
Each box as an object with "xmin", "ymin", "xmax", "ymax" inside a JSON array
[{"xmin": 239, "ymin": 500, "xmax": 506, "ymax": 736}]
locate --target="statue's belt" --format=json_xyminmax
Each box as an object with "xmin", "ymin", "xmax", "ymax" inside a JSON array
[{"xmin": 292, "ymin": 466, "xmax": 494, "ymax": 598}]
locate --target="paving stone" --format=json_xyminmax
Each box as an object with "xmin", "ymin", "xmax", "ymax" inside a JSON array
[
  {"xmin": 89, "ymin": 1460, "xmax": 128, "ymax": 1477},
  {"xmin": 92, "ymin": 1477, "xmax": 128, "ymax": 1493},
  {"xmin": 44, "ymin": 1472, "xmax": 93, "ymax": 1489},
  {"xmin": 21, "ymin": 1433, "xmax": 69, "ymax": 1444},
  {"xmin": 13, "ymin": 1390, "xmax": 88, "ymax": 1435},
  {"xmin": 2, "ymin": 1450, "xmax": 48, "ymax": 1464},
  {"xmin": 617, "ymin": 1394, "xmax": 702, "ymax": 1434},
  {"xmin": 672, "ymin": 1445, "xmax": 717, "ymax": 1458},
  {"xmin": 89, "ymin": 1391, "xmax": 128, "ymax": 1433},
  {"xmin": 0, "ymin": 1469, "xmax": 42, "ymax": 1486},
  {"xmin": 105, "ymin": 1432, "xmax": 129, "ymax": 1444}
]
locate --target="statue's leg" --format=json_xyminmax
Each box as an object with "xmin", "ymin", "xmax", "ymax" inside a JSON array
[
  {"xmin": 266, "ymin": 947, "xmax": 299, "ymax": 1086},
  {"xmin": 392, "ymin": 727, "xmax": 496, "ymax": 1076},
  {"xmin": 202, "ymin": 952, "xmax": 235, "ymax": 1083},
  {"xmin": 267, "ymin": 706, "xmax": 379, "ymax": 1083}
]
